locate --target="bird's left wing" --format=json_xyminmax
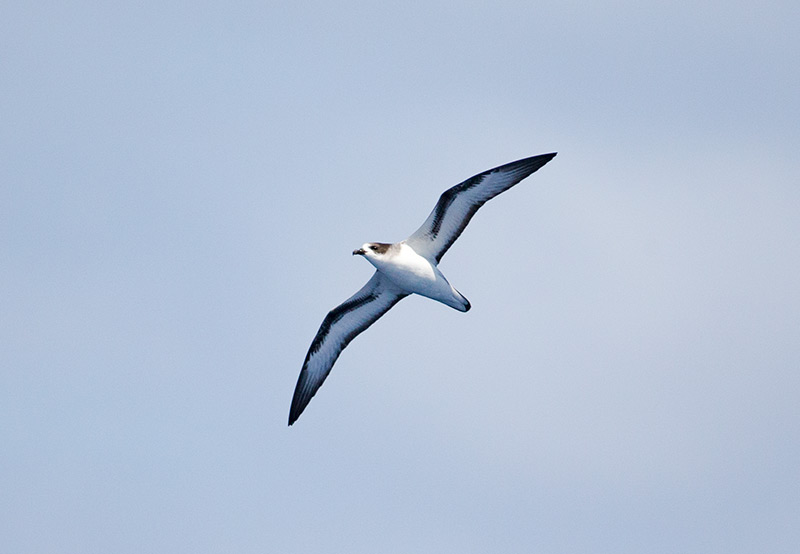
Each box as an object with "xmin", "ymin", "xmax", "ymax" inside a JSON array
[
  {"xmin": 404, "ymin": 153, "xmax": 557, "ymax": 263},
  {"xmin": 289, "ymin": 271, "xmax": 408, "ymax": 425}
]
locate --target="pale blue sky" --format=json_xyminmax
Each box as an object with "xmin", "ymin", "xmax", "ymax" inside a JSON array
[{"xmin": 2, "ymin": 1, "xmax": 799, "ymax": 553}]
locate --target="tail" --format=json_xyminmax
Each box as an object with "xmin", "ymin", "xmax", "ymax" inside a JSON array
[{"xmin": 450, "ymin": 289, "xmax": 471, "ymax": 312}]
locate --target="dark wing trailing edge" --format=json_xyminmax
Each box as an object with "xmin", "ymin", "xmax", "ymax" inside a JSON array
[
  {"xmin": 404, "ymin": 153, "xmax": 557, "ymax": 262},
  {"xmin": 288, "ymin": 271, "xmax": 408, "ymax": 425}
]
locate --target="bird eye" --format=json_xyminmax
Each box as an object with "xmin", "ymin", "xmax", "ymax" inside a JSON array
[{"xmin": 369, "ymin": 245, "xmax": 378, "ymax": 251}]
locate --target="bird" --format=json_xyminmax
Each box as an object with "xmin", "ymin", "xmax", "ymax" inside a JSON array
[{"xmin": 288, "ymin": 152, "xmax": 557, "ymax": 425}]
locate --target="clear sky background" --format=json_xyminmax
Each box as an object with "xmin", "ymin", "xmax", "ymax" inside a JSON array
[{"xmin": 2, "ymin": 2, "xmax": 799, "ymax": 552}]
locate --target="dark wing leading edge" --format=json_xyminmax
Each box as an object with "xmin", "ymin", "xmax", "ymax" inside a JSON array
[
  {"xmin": 288, "ymin": 271, "xmax": 408, "ymax": 425},
  {"xmin": 404, "ymin": 153, "xmax": 557, "ymax": 263}
]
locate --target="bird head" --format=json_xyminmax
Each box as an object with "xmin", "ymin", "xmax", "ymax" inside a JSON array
[{"xmin": 353, "ymin": 242, "xmax": 391, "ymax": 259}]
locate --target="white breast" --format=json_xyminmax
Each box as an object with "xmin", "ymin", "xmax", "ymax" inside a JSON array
[{"xmin": 369, "ymin": 243, "xmax": 463, "ymax": 308}]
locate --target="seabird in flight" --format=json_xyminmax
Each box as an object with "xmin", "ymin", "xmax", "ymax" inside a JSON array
[{"xmin": 289, "ymin": 152, "xmax": 557, "ymax": 425}]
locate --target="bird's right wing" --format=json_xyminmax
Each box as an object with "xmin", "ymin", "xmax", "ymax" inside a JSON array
[{"xmin": 289, "ymin": 271, "xmax": 408, "ymax": 425}]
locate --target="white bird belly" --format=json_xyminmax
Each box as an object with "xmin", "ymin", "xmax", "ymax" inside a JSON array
[{"xmin": 374, "ymin": 244, "xmax": 465, "ymax": 309}]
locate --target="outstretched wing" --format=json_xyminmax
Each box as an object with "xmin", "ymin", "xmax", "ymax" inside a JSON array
[
  {"xmin": 404, "ymin": 153, "xmax": 557, "ymax": 263},
  {"xmin": 289, "ymin": 271, "xmax": 408, "ymax": 425}
]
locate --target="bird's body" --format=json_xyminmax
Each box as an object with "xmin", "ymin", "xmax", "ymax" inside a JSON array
[
  {"xmin": 289, "ymin": 152, "xmax": 557, "ymax": 425},
  {"xmin": 356, "ymin": 242, "xmax": 470, "ymax": 312}
]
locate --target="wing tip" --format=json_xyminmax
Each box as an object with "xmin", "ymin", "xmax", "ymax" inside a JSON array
[
  {"xmin": 523, "ymin": 151, "xmax": 557, "ymax": 169},
  {"xmin": 513, "ymin": 152, "xmax": 557, "ymax": 179},
  {"xmin": 288, "ymin": 395, "xmax": 308, "ymax": 426},
  {"xmin": 495, "ymin": 152, "xmax": 558, "ymax": 180},
  {"xmin": 288, "ymin": 374, "xmax": 314, "ymax": 426}
]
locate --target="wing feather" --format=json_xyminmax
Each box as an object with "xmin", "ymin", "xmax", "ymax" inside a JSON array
[
  {"xmin": 288, "ymin": 271, "xmax": 408, "ymax": 425},
  {"xmin": 404, "ymin": 153, "xmax": 556, "ymax": 262}
]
